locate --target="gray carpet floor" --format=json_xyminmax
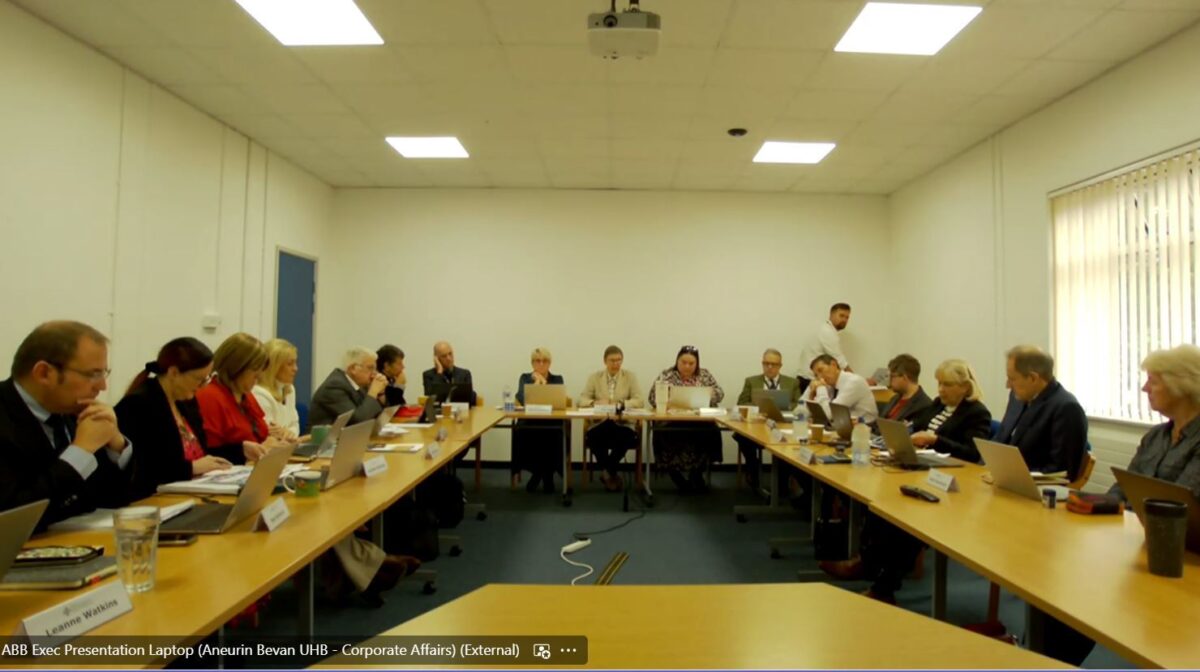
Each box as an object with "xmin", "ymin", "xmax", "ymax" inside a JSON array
[{"xmin": 248, "ymin": 466, "xmax": 1132, "ymax": 668}]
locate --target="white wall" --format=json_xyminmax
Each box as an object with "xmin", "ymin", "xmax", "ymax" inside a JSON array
[
  {"xmin": 326, "ymin": 188, "xmax": 892, "ymax": 460},
  {"xmin": 0, "ymin": 0, "xmax": 332, "ymax": 398},
  {"xmin": 889, "ymin": 22, "xmax": 1200, "ymax": 491}
]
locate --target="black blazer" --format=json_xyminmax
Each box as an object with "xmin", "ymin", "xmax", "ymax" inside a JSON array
[
  {"xmin": 912, "ymin": 398, "xmax": 993, "ymax": 463},
  {"xmin": 115, "ymin": 378, "xmax": 209, "ymax": 501},
  {"xmin": 382, "ymin": 381, "xmax": 407, "ymax": 408},
  {"xmin": 309, "ymin": 368, "xmax": 384, "ymax": 429},
  {"xmin": 995, "ymin": 382, "xmax": 1088, "ymax": 479},
  {"xmin": 422, "ymin": 366, "xmax": 476, "ymax": 403},
  {"xmin": 0, "ymin": 378, "xmax": 130, "ymax": 529},
  {"xmin": 879, "ymin": 387, "xmax": 934, "ymax": 423}
]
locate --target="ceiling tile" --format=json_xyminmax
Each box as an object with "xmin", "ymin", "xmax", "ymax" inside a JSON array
[
  {"xmin": 481, "ymin": 0, "xmax": 579, "ymax": 46},
  {"xmin": 359, "ymin": 0, "xmax": 498, "ymax": 46},
  {"xmin": 11, "ymin": 0, "xmax": 172, "ymax": 47},
  {"xmin": 790, "ymin": 178, "xmax": 859, "ymax": 194},
  {"xmin": 734, "ymin": 165, "xmax": 805, "ymax": 192},
  {"xmin": 611, "ymin": 160, "xmax": 678, "ymax": 190},
  {"xmin": 705, "ymin": 48, "xmax": 824, "ymax": 88},
  {"xmin": 871, "ymin": 89, "xmax": 980, "ymax": 125},
  {"xmin": 1117, "ymin": 0, "xmax": 1200, "ymax": 9},
  {"xmin": 187, "ymin": 47, "xmax": 319, "ymax": 85},
  {"xmin": 286, "ymin": 114, "xmax": 376, "ymax": 139},
  {"xmin": 994, "ymin": 59, "xmax": 1117, "ymax": 101},
  {"xmin": 604, "ymin": 48, "xmax": 716, "ymax": 86},
  {"xmin": 765, "ymin": 118, "xmax": 857, "ymax": 141},
  {"xmin": 672, "ymin": 170, "xmax": 739, "ymax": 191},
  {"xmin": 255, "ymin": 84, "xmax": 353, "ymax": 116},
  {"xmin": 400, "ymin": 45, "xmax": 513, "ymax": 84},
  {"xmin": 168, "ymin": 83, "xmax": 275, "ymax": 116},
  {"xmin": 678, "ymin": 137, "xmax": 758, "ymax": 162},
  {"xmin": 696, "ymin": 86, "xmax": 795, "ymax": 120},
  {"xmin": 290, "ymin": 46, "xmax": 414, "ymax": 85},
  {"xmin": 917, "ymin": 124, "xmax": 1001, "ymax": 149},
  {"xmin": 117, "ymin": 0, "xmax": 276, "ymax": 48},
  {"xmin": 611, "ymin": 85, "xmax": 703, "ymax": 120},
  {"xmin": 1047, "ymin": 9, "xmax": 1200, "ymax": 61},
  {"xmin": 956, "ymin": 94, "xmax": 1054, "ymax": 127},
  {"xmin": 784, "ymin": 89, "xmax": 889, "ymax": 121},
  {"xmin": 803, "ymin": 53, "xmax": 928, "ymax": 93},
  {"xmin": 540, "ymin": 137, "xmax": 609, "ymax": 159},
  {"xmin": 843, "ymin": 119, "xmax": 941, "ymax": 147},
  {"xmin": 610, "ymin": 138, "xmax": 685, "ymax": 161},
  {"xmin": 103, "ymin": 47, "xmax": 222, "ymax": 86},
  {"xmin": 414, "ymin": 161, "xmax": 493, "ymax": 187},
  {"xmin": 902, "ymin": 57, "xmax": 1033, "ymax": 95},
  {"xmin": 505, "ymin": 45, "xmax": 608, "ymax": 84},
  {"xmin": 220, "ymin": 114, "xmax": 306, "ymax": 145},
  {"xmin": 654, "ymin": 0, "xmax": 735, "ymax": 48},
  {"xmin": 853, "ymin": 176, "xmax": 908, "ymax": 194},
  {"xmin": 722, "ymin": 0, "xmax": 861, "ymax": 51},
  {"xmin": 938, "ymin": 6, "xmax": 1108, "ymax": 60}
]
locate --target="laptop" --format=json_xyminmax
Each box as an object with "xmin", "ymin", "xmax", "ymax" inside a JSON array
[
  {"xmin": 417, "ymin": 395, "xmax": 439, "ymax": 423},
  {"xmin": 975, "ymin": 438, "xmax": 1050, "ymax": 500},
  {"xmin": 752, "ymin": 393, "xmax": 788, "ymax": 423},
  {"xmin": 161, "ymin": 445, "xmax": 294, "ymax": 534},
  {"xmin": 429, "ymin": 381, "xmax": 474, "ymax": 404},
  {"xmin": 751, "ymin": 389, "xmax": 793, "ymax": 416},
  {"xmin": 877, "ymin": 419, "xmax": 963, "ymax": 469},
  {"xmin": 1113, "ymin": 467, "xmax": 1200, "ymax": 553},
  {"xmin": 295, "ymin": 410, "xmax": 353, "ymax": 459},
  {"xmin": 524, "ymin": 384, "xmax": 569, "ymax": 410},
  {"xmin": 0, "ymin": 500, "xmax": 49, "ymax": 579},
  {"xmin": 668, "ymin": 385, "xmax": 712, "ymax": 410},
  {"xmin": 805, "ymin": 400, "xmax": 832, "ymax": 427},
  {"xmin": 372, "ymin": 405, "xmax": 401, "ymax": 437},
  {"xmin": 322, "ymin": 420, "xmax": 373, "ymax": 491}
]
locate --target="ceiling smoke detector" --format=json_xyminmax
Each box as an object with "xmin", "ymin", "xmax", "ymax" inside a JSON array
[{"xmin": 587, "ymin": 0, "xmax": 661, "ymax": 60}]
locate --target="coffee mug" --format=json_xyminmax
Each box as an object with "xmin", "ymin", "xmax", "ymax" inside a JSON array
[
  {"xmin": 309, "ymin": 425, "xmax": 331, "ymax": 446},
  {"xmin": 283, "ymin": 470, "xmax": 323, "ymax": 497}
]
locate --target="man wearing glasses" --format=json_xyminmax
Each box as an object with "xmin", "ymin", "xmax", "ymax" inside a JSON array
[
  {"xmin": 878, "ymin": 354, "xmax": 933, "ymax": 424},
  {"xmin": 734, "ymin": 349, "xmax": 801, "ymax": 495},
  {"xmin": 0, "ymin": 321, "xmax": 133, "ymax": 528}
]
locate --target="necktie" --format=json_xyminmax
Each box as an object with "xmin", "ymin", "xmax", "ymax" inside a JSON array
[
  {"xmin": 767, "ymin": 379, "xmax": 778, "ymax": 391},
  {"xmin": 830, "ymin": 385, "xmax": 839, "ymax": 400},
  {"xmin": 45, "ymin": 414, "xmax": 71, "ymax": 454}
]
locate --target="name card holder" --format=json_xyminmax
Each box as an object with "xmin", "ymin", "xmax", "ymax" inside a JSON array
[
  {"xmin": 362, "ymin": 456, "xmax": 389, "ymax": 478},
  {"xmin": 769, "ymin": 428, "xmax": 785, "ymax": 444},
  {"xmin": 525, "ymin": 404, "xmax": 553, "ymax": 415},
  {"xmin": 15, "ymin": 581, "xmax": 132, "ymax": 645},
  {"xmin": 796, "ymin": 447, "xmax": 816, "ymax": 465},
  {"xmin": 426, "ymin": 442, "xmax": 442, "ymax": 460},
  {"xmin": 255, "ymin": 497, "xmax": 290, "ymax": 532},
  {"xmin": 926, "ymin": 469, "xmax": 959, "ymax": 493}
]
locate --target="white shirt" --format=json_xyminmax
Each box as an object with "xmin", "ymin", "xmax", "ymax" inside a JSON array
[
  {"xmin": 798, "ymin": 319, "xmax": 849, "ymax": 374},
  {"xmin": 809, "ymin": 371, "xmax": 877, "ymax": 424},
  {"xmin": 253, "ymin": 384, "xmax": 300, "ymax": 435}
]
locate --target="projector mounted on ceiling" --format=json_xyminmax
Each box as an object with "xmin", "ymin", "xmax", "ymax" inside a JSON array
[{"xmin": 587, "ymin": 0, "xmax": 661, "ymax": 60}]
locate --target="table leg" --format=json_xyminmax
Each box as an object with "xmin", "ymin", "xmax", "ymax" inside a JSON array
[
  {"xmin": 296, "ymin": 562, "xmax": 314, "ymax": 637},
  {"xmin": 847, "ymin": 497, "xmax": 865, "ymax": 558},
  {"xmin": 733, "ymin": 452, "xmax": 792, "ymax": 521},
  {"xmin": 931, "ymin": 549, "xmax": 948, "ymax": 620},
  {"xmin": 1025, "ymin": 603, "xmax": 1047, "ymax": 654},
  {"xmin": 371, "ymin": 512, "xmax": 384, "ymax": 548},
  {"xmin": 562, "ymin": 419, "xmax": 573, "ymax": 507},
  {"xmin": 641, "ymin": 420, "xmax": 655, "ymax": 507}
]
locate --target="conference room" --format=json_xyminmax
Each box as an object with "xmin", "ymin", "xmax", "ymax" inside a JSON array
[{"xmin": 2, "ymin": 0, "xmax": 1200, "ymax": 669}]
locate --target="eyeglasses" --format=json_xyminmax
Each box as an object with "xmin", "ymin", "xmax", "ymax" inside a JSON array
[
  {"xmin": 51, "ymin": 363, "xmax": 111, "ymax": 382},
  {"xmin": 761, "ymin": 361, "xmax": 782, "ymax": 367},
  {"xmin": 532, "ymin": 358, "xmax": 550, "ymax": 364}
]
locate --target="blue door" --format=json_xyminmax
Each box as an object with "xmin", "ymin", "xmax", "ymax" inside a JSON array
[{"xmin": 276, "ymin": 251, "xmax": 316, "ymax": 407}]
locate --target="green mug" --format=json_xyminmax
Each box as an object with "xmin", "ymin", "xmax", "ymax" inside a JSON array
[
  {"xmin": 284, "ymin": 470, "xmax": 323, "ymax": 498},
  {"xmin": 309, "ymin": 425, "xmax": 331, "ymax": 446}
]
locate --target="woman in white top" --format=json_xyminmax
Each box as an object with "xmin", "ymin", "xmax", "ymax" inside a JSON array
[{"xmin": 253, "ymin": 338, "xmax": 301, "ymax": 439}]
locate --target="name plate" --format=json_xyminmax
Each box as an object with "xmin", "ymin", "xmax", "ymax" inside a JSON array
[
  {"xmin": 769, "ymin": 428, "xmax": 785, "ymax": 444},
  {"xmin": 926, "ymin": 469, "xmax": 959, "ymax": 493},
  {"xmin": 255, "ymin": 497, "xmax": 290, "ymax": 532},
  {"xmin": 796, "ymin": 447, "xmax": 816, "ymax": 465},
  {"xmin": 698, "ymin": 408, "xmax": 726, "ymax": 417},
  {"xmin": 593, "ymin": 404, "xmax": 616, "ymax": 414},
  {"xmin": 15, "ymin": 581, "xmax": 132, "ymax": 645},
  {"xmin": 362, "ymin": 456, "xmax": 389, "ymax": 478},
  {"xmin": 426, "ymin": 442, "xmax": 441, "ymax": 460},
  {"xmin": 525, "ymin": 404, "xmax": 553, "ymax": 415}
]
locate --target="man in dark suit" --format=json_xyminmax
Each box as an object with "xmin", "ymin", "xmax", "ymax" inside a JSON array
[
  {"xmin": 422, "ymin": 341, "xmax": 475, "ymax": 404},
  {"xmin": 878, "ymin": 353, "xmax": 933, "ymax": 424},
  {"xmin": 734, "ymin": 348, "xmax": 801, "ymax": 494},
  {"xmin": 376, "ymin": 344, "xmax": 407, "ymax": 407},
  {"xmin": 308, "ymin": 347, "xmax": 387, "ymax": 428},
  {"xmin": 0, "ymin": 321, "xmax": 133, "ymax": 528},
  {"xmin": 996, "ymin": 345, "xmax": 1088, "ymax": 479}
]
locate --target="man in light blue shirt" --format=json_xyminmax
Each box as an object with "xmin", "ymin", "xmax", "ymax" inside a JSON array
[{"xmin": 0, "ymin": 321, "xmax": 133, "ymax": 527}]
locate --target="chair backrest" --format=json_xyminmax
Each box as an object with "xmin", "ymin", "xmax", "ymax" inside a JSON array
[
  {"xmin": 988, "ymin": 419, "xmax": 1001, "ymax": 440},
  {"xmin": 1068, "ymin": 452, "xmax": 1096, "ymax": 490},
  {"xmin": 297, "ymin": 402, "xmax": 309, "ymax": 434}
]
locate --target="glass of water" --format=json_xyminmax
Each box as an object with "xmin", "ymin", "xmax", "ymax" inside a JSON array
[{"xmin": 113, "ymin": 506, "xmax": 160, "ymax": 593}]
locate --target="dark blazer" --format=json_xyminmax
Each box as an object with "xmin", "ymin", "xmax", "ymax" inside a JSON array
[
  {"xmin": 309, "ymin": 368, "xmax": 384, "ymax": 429},
  {"xmin": 912, "ymin": 398, "xmax": 992, "ymax": 463},
  {"xmin": 382, "ymin": 381, "xmax": 407, "ymax": 408},
  {"xmin": 879, "ymin": 387, "xmax": 934, "ymax": 423},
  {"xmin": 736, "ymin": 374, "xmax": 802, "ymax": 407},
  {"xmin": 995, "ymin": 382, "xmax": 1088, "ymax": 479},
  {"xmin": 422, "ymin": 366, "xmax": 475, "ymax": 403},
  {"xmin": 115, "ymin": 378, "xmax": 209, "ymax": 501},
  {"xmin": 0, "ymin": 378, "xmax": 130, "ymax": 529},
  {"xmin": 516, "ymin": 372, "xmax": 565, "ymax": 405}
]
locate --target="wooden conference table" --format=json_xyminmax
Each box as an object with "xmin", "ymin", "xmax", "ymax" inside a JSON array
[
  {"xmin": 0, "ymin": 408, "xmax": 505, "ymax": 668},
  {"xmin": 721, "ymin": 416, "xmax": 1200, "ymax": 669},
  {"xmin": 316, "ymin": 583, "xmax": 1064, "ymax": 669}
]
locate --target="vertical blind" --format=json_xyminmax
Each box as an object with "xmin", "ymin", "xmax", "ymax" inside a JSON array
[{"xmin": 1052, "ymin": 147, "xmax": 1199, "ymax": 424}]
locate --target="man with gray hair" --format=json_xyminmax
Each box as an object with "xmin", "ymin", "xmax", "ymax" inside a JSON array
[
  {"xmin": 995, "ymin": 345, "xmax": 1088, "ymax": 479},
  {"xmin": 734, "ymin": 348, "xmax": 801, "ymax": 494},
  {"xmin": 308, "ymin": 346, "xmax": 388, "ymax": 427}
]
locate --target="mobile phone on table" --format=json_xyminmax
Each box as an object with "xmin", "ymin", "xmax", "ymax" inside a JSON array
[
  {"xmin": 158, "ymin": 532, "xmax": 198, "ymax": 546},
  {"xmin": 14, "ymin": 545, "xmax": 103, "ymax": 567}
]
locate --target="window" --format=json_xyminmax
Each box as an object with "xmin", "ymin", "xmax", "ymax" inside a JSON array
[{"xmin": 1052, "ymin": 146, "xmax": 1200, "ymax": 424}]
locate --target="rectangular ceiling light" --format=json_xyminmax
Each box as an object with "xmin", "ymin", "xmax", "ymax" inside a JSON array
[
  {"xmin": 835, "ymin": 2, "xmax": 982, "ymax": 56},
  {"xmin": 234, "ymin": 0, "xmax": 383, "ymax": 46},
  {"xmin": 753, "ymin": 141, "xmax": 836, "ymax": 164},
  {"xmin": 386, "ymin": 137, "xmax": 470, "ymax": 159}
]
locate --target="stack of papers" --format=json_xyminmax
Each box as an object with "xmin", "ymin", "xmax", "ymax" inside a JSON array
[
  {"xmin": 377, "ymin": 425, "xmax": 409, "ymax": 437},
  {"xmin": 49, "ymin": 500, "xmax": 196, "ymax": 531},
  {"xmin": 395, "ymin": 423, "xmax": 434, "ymax": 429},
  {"xmin": 156, "ymin": 464, "xmax": 306, "ymax": 495}
]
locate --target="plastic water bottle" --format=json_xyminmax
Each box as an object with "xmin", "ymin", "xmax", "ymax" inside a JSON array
[
  {"xmin": 503, "ymin": 386, "xmax": 515, "ymax": 413},
  {"xmin": 851, "ymin": 421, "xmax": 871, "ymax": 467},
  {"xmin": 655, "ymin": 381, "xmax": 668, "ymax": 415},
  {"xmin": 794, "ymin": 409, "xmax": 810, "ymax": 442}
]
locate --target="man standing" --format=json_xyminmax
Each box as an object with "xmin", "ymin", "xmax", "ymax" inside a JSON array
[
  {"xmin": 879, "ymin": 354, "xmax": 933, "ymax": 423},
  {"xmin": 309, "ymin": 347, "xmax": 388, "ymax": 427},
  {"xmin": 422, "ymin": 341, "xmax": 475, "ymax": 404},
  {"xmin": 0, "ymin": 321, "xmax": 133, "ymax": 528},
  {"xmin": 376, "ymin": 344, "xmax": 407, "ymax": 407},
  {"xmin": 798, "ymin": 303, "xmax": 852, "ymax": 391},
  {"xmin": 735, "ymin": 349, "xmax": 801, "ymax": 493},
  {"xmin": 805, "ymin": 354, "xmax": 878, "ymax": 424},
  {"xmin": 996, "ymin": 345, "xmax": 1088, "ymax": 479}
]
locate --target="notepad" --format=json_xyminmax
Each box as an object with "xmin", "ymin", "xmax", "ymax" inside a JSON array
[
  {"xmin": 377, "ymin": 425, "xmax": 409, "ymax": 437},
  {"xmin": 48, "ymin": 500, "xmax": 196, "ymax": 532},
  {"xmin": 0, "ymin": 556, "xmax": 118, "ymax": 590},
  {"xmin": 156, "ymin": 465, "xmax": 305, "ymax": 495}
]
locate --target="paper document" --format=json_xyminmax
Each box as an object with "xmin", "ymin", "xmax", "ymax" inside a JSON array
[
  {"xmin": 377, "ymin": 425, "xmax": 409, "ymax": 436},
  {"xmin": 156, "ymin": 464, "xmax": 305, "ymax": 495},
  {"xmin": 395, "ymin": 423, "xmax": 434, "ymax": 429},
  {"xmin": 369, "ymin": 443, "xmax": 423, "ymax": 453},
  {"xmin": 49, "ymin": 500, "xmax": 196, "ymax": 532},
  {"xmin": 565, "ymin": 410, "xmax": 595, "ymax": 417}
]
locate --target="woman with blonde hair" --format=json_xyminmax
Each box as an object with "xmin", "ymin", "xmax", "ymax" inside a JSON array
[
  {"xmin": 1112, "ymin": 344, "xmax": 1200, "ymax": 500},
  {"xmin": 194, "ymin": 333, "xmax": 289, "ymax": 463},
  {"xmin": 908, "ymin": 358, "xmax": 993, "ymax": 463},
  {"xmin": 253, "ymin": 338, "xmax": 301, "ymax": 440},
  {"xmin": 513, "ymin": 347, "xmax": 565, "ymax": 493}
]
